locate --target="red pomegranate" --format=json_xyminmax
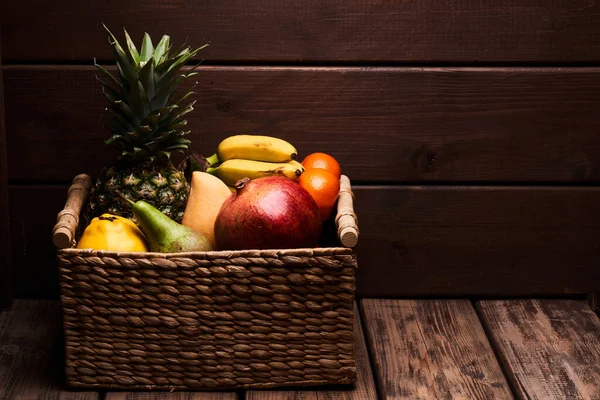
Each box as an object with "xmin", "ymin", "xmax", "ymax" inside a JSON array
[{"xmin": 214, "ymin": 176, "xmax": 322, "ymax": 250}]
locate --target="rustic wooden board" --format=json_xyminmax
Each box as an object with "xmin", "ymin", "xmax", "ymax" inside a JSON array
[
  {"xmin": 9, "ymin": 185, "xmax": 600, "ymax": 298},
  {"xmin": 0, "ymin": 28, "xmax": 12, "ymax": 310},
  {"xmin": 0, "ymin": 300, "xmax": 100, "ymax": 399},
  {"xmin": 105, "ymin": 391, "xmax": 238, "ymax": 399},
  {"xmin": 353, "ymin": 185, "xmax": 600, "ymax": 297},
  {"xmin": 361, "ymin": 299, "xmax": 512, "ymax": 399},
  {"xmin": 354, "ymin": 185, "xmax": 600, "ymax": 297},
  {"xmin": 4, "ymin": 66, "xmax": 600, "ymax": 183},
  {"xmin": 477, "ymin": 300, "xmax": 600, "ymax": 400},
  {"xmin": 2, "ymin": 1, "xmax": 600, "ymax": 62},
  {"xmin": 246, "ymin": 304, "xmax": 377, "ymax": 400}
]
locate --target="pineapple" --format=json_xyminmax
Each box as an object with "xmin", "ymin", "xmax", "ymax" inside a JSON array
[{"xmin": 87, "ymin": 26, "xmax": 208, "ymax": 223}]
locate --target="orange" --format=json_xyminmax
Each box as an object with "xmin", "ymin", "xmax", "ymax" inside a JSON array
[
  {"xmin": 299, "ymin": 169, "xmax": 340, "ymax": 222},
  {"xmin": 301, "ymin": 152, "xmax": 341, "ymax": 180}
]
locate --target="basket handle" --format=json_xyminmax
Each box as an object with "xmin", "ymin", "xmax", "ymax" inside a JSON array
[
  {"xmin": 52, "ymin": 174, "xmax": 93, "ymax": 249},
  {"xmin": 336, "ymin": 175, "xmax": 359, "ymax": 248}
]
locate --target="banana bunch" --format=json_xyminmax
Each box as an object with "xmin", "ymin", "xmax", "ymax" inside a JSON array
[{"xmin": 206, "ymin": 135, "xmax": 304, "ymax": 187}]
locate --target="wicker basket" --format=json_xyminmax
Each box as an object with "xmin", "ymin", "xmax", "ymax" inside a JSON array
[{"xmin": 52, "ymin": 173, "xmax": 359, "ymax": 391}]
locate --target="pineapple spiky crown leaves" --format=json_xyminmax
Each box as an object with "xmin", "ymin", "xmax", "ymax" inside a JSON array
[{"xmin": 95, "ymin": 25, "xmax": 209, "ymax": 164}]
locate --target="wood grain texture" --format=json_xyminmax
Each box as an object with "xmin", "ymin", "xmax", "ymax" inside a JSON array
[
  {"xmin": 0, "ymin": 300, "xmax": 100, "ymax": 399},
  {"xmin": 2, "ymin": 1, "xmax": 600, "ymax": 62},
  {"xmin": 354, "ymin": 185, "xmax": 600, "ymax": 297},
  {"xmin": 105, "ymin": 391, "xmax": 238, "ymax": 399},
  {"xmin": 477, "ymin": 300, "xmax": 600, "ymax": 400},
  {"xmin": 9, "ymin": 184, "xmax": 600, "ymax": 298},
  {"xmin": 5, "ymin": 66, "xmax": 600, "ymax": 183},
  {"xmin": 246, "ymin": 304, "xmax": 377, "ymax": 400},
  {"xmin": 361, "ymin": 299, "xmax": 512, "ymax": 399},
  {"xmin": 0, "ymin": 28, "xmax": 12, "ymax": 310}
]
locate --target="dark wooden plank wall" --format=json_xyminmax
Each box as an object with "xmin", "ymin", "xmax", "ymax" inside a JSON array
[
  {"xmin": 0, "ymin": 28, "xmax": 12, "ymax": 309},
  {"xmin": 5, "ymin": 66, "xmax": 600, "ymax": 183},
  {"xmin": 2, "ymin": 2, "xmax": 600, "ymax": 299},
  {"xmin": 2, "ymin": 1, "xmax": 600, "ymax": 62}
]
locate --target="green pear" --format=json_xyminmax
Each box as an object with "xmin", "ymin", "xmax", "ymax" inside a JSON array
[{"xmin": 128, "ymin": 199, "xmax": 213, "ymax": 253}]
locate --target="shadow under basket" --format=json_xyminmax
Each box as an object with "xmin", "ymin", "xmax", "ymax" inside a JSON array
[{"xmin": 52, "ymin": 174, "xmax": 360, "ymax": 391}]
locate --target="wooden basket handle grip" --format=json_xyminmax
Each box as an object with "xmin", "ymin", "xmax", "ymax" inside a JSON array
[
  {"xmin": 52, "ymin": 174, "xmax": 93, "ymax": 249},
  {"xmin": 336, "ymin": 175, "xmax": 359, "ymax": 248}
]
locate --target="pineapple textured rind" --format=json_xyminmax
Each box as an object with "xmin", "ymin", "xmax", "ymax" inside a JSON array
[{"xmin": 89, "ymin": 162, "xmax": 189, "ymax": 223}]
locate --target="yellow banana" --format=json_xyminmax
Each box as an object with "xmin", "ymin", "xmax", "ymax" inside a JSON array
[
  {"xmin": 207, "ymin": 135, "xmax": 298, "ymax": 165},
  {"xmin": 289, "ymin": 159, "xmax": 305, "ymax": 173},
  {"xmin": 207, "ymin": 159, "xmax": 303, "ymax": 187}
]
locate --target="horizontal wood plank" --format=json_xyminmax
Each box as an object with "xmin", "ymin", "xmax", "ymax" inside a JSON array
[
  {"xmin": 0, "ymin": 300, "xmax": 100, "ymax": 399},
  {"xmin": 361, "ymin": 299, "xmax": 513, "ymax": 399},
  {"xmin": 9, "ymin": 185, "xmax": 600, "ymax": 298},
  {"xmin": 355, "ymin": 185, "xmax": 600, "ymax": 297},
  {"xmin": 5, "ymin": 66, "xmax": 600, "ymax": 183},
  {"xmin": 246, "ymin": 304, "xmax": 377, "ymax": 400},
  {"xmin": 477, "ymin": 300, "xmax": 600, "ymax": 400},
  {"xmin": 105, "ymin": 392, "xmax": 238, "ymax": 399},
  {"xmin": 2, "ymin": 1, "xmax": 600, "ymax": 62}
]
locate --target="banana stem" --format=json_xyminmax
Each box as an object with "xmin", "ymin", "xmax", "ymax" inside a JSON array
[
  {"xmin": 206, "ymin": 167, "xmax": 217, "ymax": 175},
  {"xmin": 206, "ymin": 153, "xmax": 220, "ymax": 166}
]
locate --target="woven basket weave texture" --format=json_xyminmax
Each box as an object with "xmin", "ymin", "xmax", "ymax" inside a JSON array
[{"xmin": 55, "ymin": 175, "xmax": 359, "ymax": 390}]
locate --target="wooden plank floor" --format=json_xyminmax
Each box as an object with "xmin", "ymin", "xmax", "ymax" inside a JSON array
[
  {"xmin": 105, "ymin": 394, "xmax": 237, "ymax": 400},
  {"xmin": 0, "ymin": 300, "xmax": 99, "ymax": 400},
  {"xmin": 2, "ymin": 299, "xmax": 600, "ymax": 400},
  {"xmin": 478, "ymin": 299, "xmax": 600, "ymax": 400},
  {"xmin": 361, "ymin": 299, "xmax": 513, "ymax": 399}
]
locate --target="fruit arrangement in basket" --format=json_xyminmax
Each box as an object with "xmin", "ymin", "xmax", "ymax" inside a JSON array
[
  {"xmin": 52, "ymin": 27, "xmax": 359, "ymax": 392},
  {"xmin": 78, "ymin": 27, "xmax": 348, "ymax": 254}
]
